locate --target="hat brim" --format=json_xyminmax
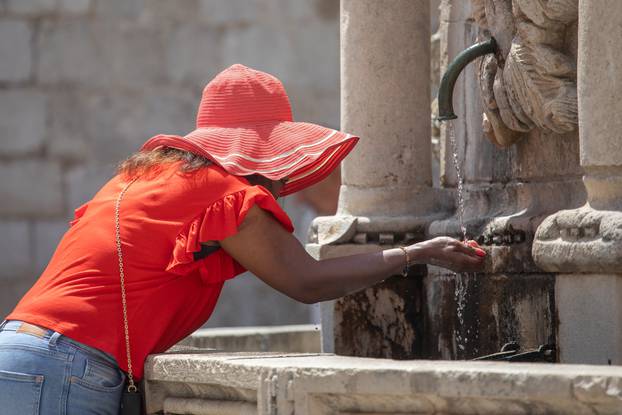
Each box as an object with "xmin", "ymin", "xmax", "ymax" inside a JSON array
[{"xmin": 141, "ymin": 121, "xmax": 359, "ymax": 196}]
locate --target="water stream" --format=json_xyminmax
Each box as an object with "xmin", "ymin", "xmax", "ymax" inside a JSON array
[
  {"xmin": 443, "ymin": 120, "xmax": 471, "ymax": 356},
  {"xmin": 446, "ymin": 121, "xmax": 467, "ymax": 242}
]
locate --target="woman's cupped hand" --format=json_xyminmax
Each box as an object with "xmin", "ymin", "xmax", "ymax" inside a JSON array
[{"xmin": 410, "ymin": 236, "xmax": 486, "ymax": 272}]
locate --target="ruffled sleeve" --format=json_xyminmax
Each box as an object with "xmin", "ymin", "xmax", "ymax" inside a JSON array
[
  {"xmin": 69, "ymin": 202, "xmax": 89, "ymax": 226},
  {"xmin": 166, "ymin": 186, "xmax": 294, "ymax": 285}
]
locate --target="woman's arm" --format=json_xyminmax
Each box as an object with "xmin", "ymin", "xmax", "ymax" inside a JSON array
[{"xmin": 220, "ymin": 205, "xmax": 484, "ymax": 304}]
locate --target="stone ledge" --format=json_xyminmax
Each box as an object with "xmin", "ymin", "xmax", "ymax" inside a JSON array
[
  {"xmin": 177, "ymin": 325, "xmax": 321, "ymax": 353},
  {"xmin": 144, "ymin": 352, "xmax": 622, "ymax": 414}
]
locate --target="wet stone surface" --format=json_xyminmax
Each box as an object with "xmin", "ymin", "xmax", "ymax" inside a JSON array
[
  {"xmin": 425, "ymin": 271, "xmax": 557, "ymax": 361},
  {"xmin": 333, "ymin": 265, "xmax": 427, "ymax": 359}
]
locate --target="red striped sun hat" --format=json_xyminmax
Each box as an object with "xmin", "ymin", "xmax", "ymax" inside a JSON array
[{"xmin": 141, "ymin": 64, "xmax": 359, "ymax": 196}]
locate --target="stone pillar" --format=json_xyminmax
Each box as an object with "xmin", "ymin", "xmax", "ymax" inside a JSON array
[
  {"xmin": 338, "ymin": 0, "xmax": 440, "ymax": 218},
  {"xmin": 533, "ymin": 0, "xmax": 622, "ymax": 364},
  {"xmin": 308, "ymin": 0, "xmax": 444, "ymax": 355}
]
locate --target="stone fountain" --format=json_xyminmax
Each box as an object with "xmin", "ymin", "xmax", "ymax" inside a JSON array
[{"xmin": 142, "ymin": 1, "xmax": 622, "ymax": 413}]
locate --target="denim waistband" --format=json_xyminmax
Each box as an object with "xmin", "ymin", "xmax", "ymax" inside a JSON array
[{"xmin": 0, "ymin": 319, "xmax": 119, "ymax": 368}]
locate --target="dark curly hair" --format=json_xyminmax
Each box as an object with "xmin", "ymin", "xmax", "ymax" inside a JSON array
[{"xmin": 117, "ymin": 147, "xmax": 212, "ymax": 178}]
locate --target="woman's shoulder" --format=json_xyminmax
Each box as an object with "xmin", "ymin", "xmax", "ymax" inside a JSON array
[
  {"xmin": 144, "ymin": 162, "xmax": 255, "ymax": 208},
  {"xmin": 181, "ymin": 163, "xmax": 251, "ymax": 193}
]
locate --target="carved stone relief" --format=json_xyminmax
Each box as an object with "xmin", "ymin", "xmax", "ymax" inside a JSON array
[
  {"xmin": 472, "ymin": 0, "xmax": 578, "ymax": 147},
  {"xmin": 533, "ymin": 206, "xmax": 622, "ymax": 273}
]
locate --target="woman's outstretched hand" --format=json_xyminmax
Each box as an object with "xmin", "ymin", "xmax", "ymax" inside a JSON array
[
  {"xmin": 222, "ymin": 206, "xmax": 487, "ymax": 303},
  {"xmin": 409, "ymin": 237, "xmax": 486, "ymax": 272}
]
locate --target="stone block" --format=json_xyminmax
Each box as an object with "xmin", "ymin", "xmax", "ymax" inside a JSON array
[
  {"xmin": 199, "ymin": 0, "xmax": 260, "ymax": 25},
  {"xmin": 264, "ymin": 0, "xmax": 321, "ymax": 21},
  {"xmin": 179, "ymin": 325, "xmax": 321, "ymax": 353},
  {"xmin": 99, "ymin": 23, "xmax": 166, "ymax": 88},
  {"xmin": 0, "ymin": 89, "xmax": 46, "ymax": 156},
  {"xmin": 144, "ymin": 352, "xmax": 622, "ymax": 415},
  {"xmin": 93, "ymin": 0, "xmax": 144, "ymax": 18},
  {"xmin": 142, "ymin": 0, "xmax": 199, "ymax": 22},
  {"xmin": 37, "ymin": 20, "xmax": 105, "ymax": 85},
  {"xmin": 37, "ymin": 20, "xmax": 166, "ymax": 88},
  {"xmin": 578, "ymin": 0, "xmax": 622, "ymax": 167},
  {"xmin": 222, "ymin": 19, "xmax": 339, "ymax": 90},
  {"xmin": 47, "ymin": 91, "xmax": 89, "ymax": 162},
  {"xmin": 58, "ymin": 0, "xmax": 92, "ymax": 14},
  {"xmin": 0, "ymin": 20, "xmax": 32, "ymax": 82},
  {"xmin": 311, "ymin": 216, "xmax": 357, "ymax": 245},
  {"xmin": 5, "ymin": 0, "xmax": 55, "ymax": 15},
  {"xmin": 340, "ymin": 0, "xmax": 431, "ymax": 207},
  {"xmin": 81, "ymin": 88, "xmax": 197, "ymax": 164},
  {"xmin": 81, "ymin": 93, "xmax": 145, "ymax": 163},
  {"xmin": 271, "ymin": 0, "xmax": 340, "ymax": 22},
  {"xmin": 222, "ymin": 24, "xmax": 292, "ymax": 84},
  {"xmin": 0, "ymin": 221, "xmax": 32, "ymax": 281},
  {"xmin": 0, "ymin": 278, "xmax": 38, "ymax": 319},
  {"xmin": 141, "ymin": 88, "xmax": 198, "ymax": 136},
  {"xmin": 285, "ymin": 85, "xmax": 339, "ymax": 128},
  {"xmin": 0, "ymin": 160, "xmax": 64, "ymax": 217},
  {"xmin": 205, "ymin": 272, "xmax": 314, "ymax": 328},
  {"xmin": 33, "ymin": 220, "xmax": 68, "ymax": 274},
  {"xmin": 556, "ymin": 274, "xmax": 622, "ymax": 365},
  {"xmin": 166, "ymin": 24, "xmax": 223, "ymax": 86},
  {"xmin": 65, "ymin": 164, "xmax": 115, "ymax": 211}
]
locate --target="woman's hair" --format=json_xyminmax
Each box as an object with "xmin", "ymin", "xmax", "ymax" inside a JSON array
[{"xmin": 118, "ymin": 147, "xmax": 212, "ymax": 178}]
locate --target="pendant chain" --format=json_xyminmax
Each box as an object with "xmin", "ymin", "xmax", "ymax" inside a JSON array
[{"xmin": 115, "ymin": 177, "xmax": 139, "ymax": 393}]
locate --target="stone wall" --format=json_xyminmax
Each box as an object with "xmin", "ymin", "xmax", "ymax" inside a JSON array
[
  {"xmin": 144, "ymin": 351, "xmax": 622, "ymax": 414},
  {"xmin": 0, "ymin": 0, "xmax": 339, "ymax": 324}
]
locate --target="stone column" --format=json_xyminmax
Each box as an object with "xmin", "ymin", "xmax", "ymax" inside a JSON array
[
  {"xmin": 338, "ymin": 0, "xmax": 441, "ymax": 219},
  {"xmin": 533, "ymin": 0, "xmax": 622, "ymax": 364},
  {"xmin": 308, "ymin": 0, "xmax": 445, "ymax": 355}
]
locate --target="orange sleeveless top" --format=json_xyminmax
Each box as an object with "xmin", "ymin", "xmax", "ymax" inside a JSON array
[{"xmin": 7, "ymin": 162, "xmax": 294, "ymax": 379}]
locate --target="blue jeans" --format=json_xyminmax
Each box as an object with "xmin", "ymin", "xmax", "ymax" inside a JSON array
[{"xmin": 0, "ymin": 320, "xmax": 125, "ymax": 414}]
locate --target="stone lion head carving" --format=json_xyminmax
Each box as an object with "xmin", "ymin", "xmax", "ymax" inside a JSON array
[{"xmin": 472, "ymin": 0, "xmax": 578, "ymax": 146}]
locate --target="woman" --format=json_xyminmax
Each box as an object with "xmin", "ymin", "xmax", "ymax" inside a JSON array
[{"xmin": 0, "ymin": 64, "xmax": 485, "ymax": 414}]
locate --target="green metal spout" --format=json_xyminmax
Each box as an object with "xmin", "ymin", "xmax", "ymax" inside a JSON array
[{"xmin": 437, "ymin": 37, "xmax": 497, "ymax": 121}]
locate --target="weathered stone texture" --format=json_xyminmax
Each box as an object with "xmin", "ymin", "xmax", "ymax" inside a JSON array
[
  {"xmin": 206, "ymin": 272, "xmax": 316, "ymax": 328},
  {"xmin": 179, "ymin": 325, "xmax": 321, "ymax": 353},
  {"xmin": 58, "ymin": 0, "xmax": 92, "ymax": 14},
  {"xmin": 144, "ymin": 352, "xmax": 622, "ymax": 414},
  {"xmin": 47, "ymin": 91, "xmax": 88, "ymax": 162},
  {"xmin": 426, "ymin": 269, "xmax": 556, "ymax": 360},
  {"xmin": 0, "ymin": 161, "xmax": 63, "ymax": 217},
  {"xmin": 93, "ymin": 0, "xmax": 143, "ymax": 18},
  {"xmin": 532, "ymin": 1, "xmax": 622, "ymax": 367},
  {"xmin": 0, "ymin": 221, "xmax": 31, "ymax": 280},
  {"xmin": 474, "ymin": 0, "xmax": 579, "ymax": 147},
  {"xmin": 0, "ymin": 89, "xmax": 46, "ymax": 156},
  {"xmin": 37, "ymin": 20, "xmax": 167, "ymax": 87},
  {"xmin": 199, "ymin": 0, "xmax": 261, "ymax": 25},
  {"xmin": 142, "ymin": 0, "xmax": 198, "ymax": 22},
  {"xmin": 5, "ymin": 0, "xmax": 55, "ymax": 15},
  {"xmin": 0, "ymin": 20, "xmax": 32, "ymax": 82},
  {"xmin": 79, "ymin": 89, "xmax": 197, "ymax": 163},
  {"xmin": 334, "ymin": 272, "xmax": 426, "ymax": 359},
  {"xmin": 65, "ymin": 164, "xmax": 115, "ymax": 211},
  {"xmin": 0, "ymin": 278, "xmax": 38, "ymax": 319},
  {"xmin": 577, "ymin": 0, "xmax": 622, "ymax": 167},
  {"xmin": 36, "ymin": 20, "xmax": 105, "ymax": 85},
  {"xmin": 33, "ymin": 220, "xmax": 68, "ymax": 273},
  {"xmin": 166, "ymin": 24, "xmax": 223, "ymax": 85},
  {"xmin": 556, "ymin": 274, "xmax": 622, "ymax": 365}
]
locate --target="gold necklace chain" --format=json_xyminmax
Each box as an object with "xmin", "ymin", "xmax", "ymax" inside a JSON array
[{"xmin": 114, "ymin": 177, "xmax": 139, "ymax": 393}]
